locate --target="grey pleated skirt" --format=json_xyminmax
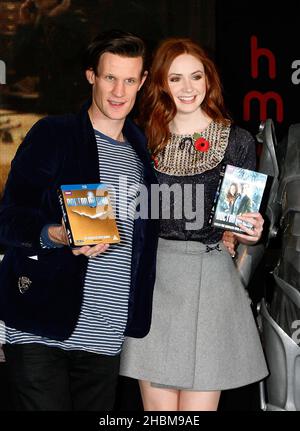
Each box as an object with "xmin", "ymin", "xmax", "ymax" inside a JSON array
[{"xmin": 120, "ymin": 238, "xmax": 269, "ymax": 391}]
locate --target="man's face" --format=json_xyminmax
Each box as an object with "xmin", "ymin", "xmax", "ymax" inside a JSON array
[
  {"xmin": 242, "ymin": 184, "xmax": 250, "ymax": 195},
  {"xmin": 86, "ymin": 53, "xmax": 147, "ymax": 123}
]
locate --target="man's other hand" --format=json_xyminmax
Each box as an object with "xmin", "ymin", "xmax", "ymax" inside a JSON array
[
  {"xmin": 48, "ymin": 224, "xmax": 110, "ymax": 257},
  {"xmin": 72, "ymin": 243, "xmax": 110, "ymax": 257}
]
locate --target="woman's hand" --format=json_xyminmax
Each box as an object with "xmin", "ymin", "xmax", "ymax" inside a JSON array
[
  {"xmin": 222, "ymin": 230, "xmax": 238, "ymax": 257},
  {"xmin": 234, "ymin": 212, "xmax": 264, "ymax": 244}
]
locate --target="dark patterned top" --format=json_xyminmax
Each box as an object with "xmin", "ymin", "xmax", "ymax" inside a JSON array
[{"xmin": 155, "ymin": 125, "xmax": 257, "ymax": 244}]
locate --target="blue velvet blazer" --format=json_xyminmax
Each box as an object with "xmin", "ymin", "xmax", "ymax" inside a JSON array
[{"xmin": 0, "ymin": 102, "xmax": 159, "ymax": 341}]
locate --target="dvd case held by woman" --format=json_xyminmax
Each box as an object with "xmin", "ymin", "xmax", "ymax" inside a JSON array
[
  {"xmin": 209, "ymin": 164, "xmax": 268, "ymax": 234},
  {"xmin": 58, "ymin": 183, "xmax": 120, "ymax": 247}
]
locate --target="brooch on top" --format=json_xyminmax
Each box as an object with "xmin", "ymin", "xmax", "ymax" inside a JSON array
[{"xmin": 179, "ymin": 133, "xmax": 210, "ymax": 153}]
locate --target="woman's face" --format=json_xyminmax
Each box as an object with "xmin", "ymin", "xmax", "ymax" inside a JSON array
[{"xmin": 167, "ymin": 53, "xmax": 207, "ymax": 116}]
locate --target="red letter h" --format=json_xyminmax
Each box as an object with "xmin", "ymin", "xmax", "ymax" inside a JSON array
[{"xmin": 251, "ymin": 36, "xmax": 276, "ymax": 79}]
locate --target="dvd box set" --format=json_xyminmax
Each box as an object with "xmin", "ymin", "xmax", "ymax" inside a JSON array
[
  {"xmin": 58, "ymin": 183, "xmax": 120, "ymax": 247},
  {"xmin": 209, "ymin": 164, "xmax": 268, "ymax": 234}
]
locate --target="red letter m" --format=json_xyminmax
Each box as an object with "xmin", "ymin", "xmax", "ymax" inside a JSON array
[{"xmin": 243, "ymin": 91, "xmax": 283, "ymax": 122}]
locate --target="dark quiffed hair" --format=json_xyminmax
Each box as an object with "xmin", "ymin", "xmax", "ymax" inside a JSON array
[{"xmin": 84, "ymin": 29, "xmax": 147, "ymax": 75}]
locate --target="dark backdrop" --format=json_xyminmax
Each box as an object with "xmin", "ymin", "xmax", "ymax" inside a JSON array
[{"xmin": 216, "ymin": 0, "xmax": 300, "ymax": 141}]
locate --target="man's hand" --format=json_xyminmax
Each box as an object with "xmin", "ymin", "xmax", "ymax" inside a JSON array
[
  {"xmin": 222, "ymin": 230, "xmax": 238, "ymax": 257},
  {"xmin": 72, "ymin": 243, "xmax": 110, "ymax": 258},
  {"xmin": 47, "ymin": 224, "xmax": 109, "ymax": 257},
  {"xmin": 48, "ymin": 224, "xmax": 69, "ymax": 246},
  {"xmin": 234, "ymin": 212, "xmax": 264, "ymax": 245}
]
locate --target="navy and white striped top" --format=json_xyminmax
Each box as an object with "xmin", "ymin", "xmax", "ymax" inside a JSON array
[{"xmin": 5, "ymin": 130, "xmax": 143, "ymax": 355}]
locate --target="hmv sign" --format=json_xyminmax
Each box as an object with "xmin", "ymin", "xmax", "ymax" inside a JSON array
[
  {"xmin": 216, "ymin": 1, "xmax": 300, "ymax": 140},
  {"xmin": 243, "ymin": 36, "xmax": 300, "ymax": 125}
]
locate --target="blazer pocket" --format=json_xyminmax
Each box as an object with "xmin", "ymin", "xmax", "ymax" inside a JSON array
[
  {"xmin": 0, "ymin": 247, "xmax": 82, "ymax": 310},
  {"xmin": 0, "ymin": 247, "xmax": 85, "ymax": 340}
]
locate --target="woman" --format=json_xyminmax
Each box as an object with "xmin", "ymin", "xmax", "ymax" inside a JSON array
[
  {"xmin": 120, "ymin": 38, "xmax": 268, "ymax": 411},
  {"xmin": 224, "ymin": 182, "xmax": 239, "ymax": 215}
]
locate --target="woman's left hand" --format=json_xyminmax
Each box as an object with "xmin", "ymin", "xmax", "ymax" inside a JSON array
[
  {"xmin": 222, "ymin": 231, "xmax": 238, "ymax": 257},
  {"xmin": 234, "ymin": 212, "xmax": 264, "ymax": 244}
]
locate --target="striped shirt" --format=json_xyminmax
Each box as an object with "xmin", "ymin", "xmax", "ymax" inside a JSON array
[{"xmin": 5, "ymin": 130, "xmax": 143, "ymax": 355}]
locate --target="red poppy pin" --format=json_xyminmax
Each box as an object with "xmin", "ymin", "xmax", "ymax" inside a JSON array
[
  {"xmin": 151, "ymin": 155, "xmax": 158, "ymax": 168},
  {"xmin": 193, "ymin": 133, "xmax": 210, "ymax": 152}
]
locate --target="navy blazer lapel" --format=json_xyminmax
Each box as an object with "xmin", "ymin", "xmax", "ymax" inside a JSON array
[
  {"xmin": 74, "ymin": 103, "xmax": 156, "ymax": 186},
  {"xmin": 75, "ymin": 101, "xmax": 100, "ymax": 184}
]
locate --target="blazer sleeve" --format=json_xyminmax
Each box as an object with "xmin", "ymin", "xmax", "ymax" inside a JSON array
[{"xmin": 0, "ymin": 118, "xmax": 61, "ymax": 250}]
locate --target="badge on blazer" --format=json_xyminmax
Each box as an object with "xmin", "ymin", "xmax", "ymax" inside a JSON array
[{"xmin": 18, "ymin": 276, "xmax": 32, "ymax": 294}]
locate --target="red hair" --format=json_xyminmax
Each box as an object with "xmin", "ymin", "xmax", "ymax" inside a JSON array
[{"xmin": 139, "ymin": 38, "xmax": 230, "ymax": 155}]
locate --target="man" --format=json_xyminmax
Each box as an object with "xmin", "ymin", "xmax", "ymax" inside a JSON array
[
  {"xmin": 236, "ymin": 183, "xmax": 252, "ymax": 215},
  {"xmin": 0, "ymin": 30, "xmax": 158, "ymax": 411}
]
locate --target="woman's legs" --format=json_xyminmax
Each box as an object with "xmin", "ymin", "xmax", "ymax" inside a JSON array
[
  {"xmin": 139, "ymin": 380, "xmax": 221, "ymax": 411},
  {"xmin": 179, "ymin": 390, "xmax": 221, "ymax": 411},
  {"xmin": 139, "ymin": 380, "xmax": 179, "ymax": 410}
]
